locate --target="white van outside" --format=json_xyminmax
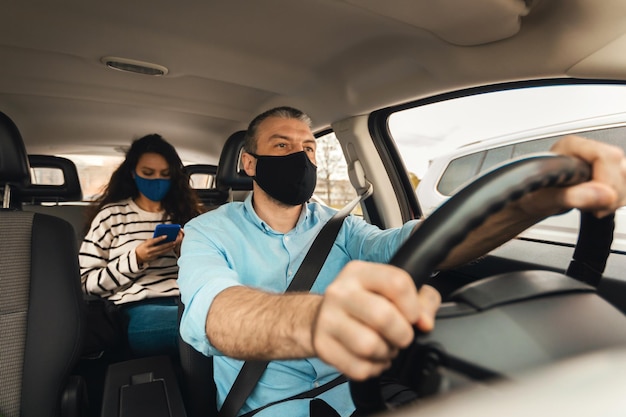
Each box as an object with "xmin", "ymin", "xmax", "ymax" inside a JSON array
[{"xmin": 416, "ymin": 112, "xmax": 626, "ymax": 252}]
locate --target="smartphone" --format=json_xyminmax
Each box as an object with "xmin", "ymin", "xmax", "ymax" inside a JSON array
[{"xmin": 153, "ymin": 224, "xmax": 181, "ymax": 245}]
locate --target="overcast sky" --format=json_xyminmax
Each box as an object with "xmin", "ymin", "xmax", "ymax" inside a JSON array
[{"xmin": 390, "ymin": 84, "xmax": 626, "ymax": 177}]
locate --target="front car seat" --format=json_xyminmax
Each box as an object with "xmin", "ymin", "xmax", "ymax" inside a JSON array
[
  {"xmin": 0, "ymin": 111, "xmax": 86, "ymax": 417},
  {"xmin": 215, "ymin": 130, "xmax": 253, "ymax": 201},
  {"xmin": 178, "ymin": 130, "xmax": 252, "ymax": 417}
]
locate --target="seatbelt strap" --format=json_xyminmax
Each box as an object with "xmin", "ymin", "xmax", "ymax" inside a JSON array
[
  {"xmin": 219, "ymin": 185, "xmax": 372, "ymax": 417},
  {"xmin": 239, "ymin": 374, "xmax": 347, "ymax": 417}
]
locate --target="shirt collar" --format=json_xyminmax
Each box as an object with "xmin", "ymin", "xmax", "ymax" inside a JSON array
[{"xmin": 243, "ymin": 192, "xmax": 312, "ymax": 235}]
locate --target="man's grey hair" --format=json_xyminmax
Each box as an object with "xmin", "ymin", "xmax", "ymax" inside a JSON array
[{"xmin": 243, "ymin": 106, "xmax": 313, "ymax": 154}]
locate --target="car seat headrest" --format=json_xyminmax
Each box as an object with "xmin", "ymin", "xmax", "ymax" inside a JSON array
[
  {"xmin": 186, "ymin": 163, "xmax": 218, "ymax": 187},
  {"xmin": 22, "ymin": 155, "xmax": 83, "ymax": 202},
  {"xmin": 216, "ymin": 130, "xmax": 253, "ymax": 191},
  {"xmin": 0, "ymin": 111, "xmax": 31, "ymax": 187},
  {"xmin": 185, "ymin": 163, "xmax": 230, "ymax": 208}
]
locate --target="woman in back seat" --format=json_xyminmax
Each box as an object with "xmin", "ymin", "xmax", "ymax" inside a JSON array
[{"xmin": 79, "ymin": 134, "xmax": 203, "ymax": 357}]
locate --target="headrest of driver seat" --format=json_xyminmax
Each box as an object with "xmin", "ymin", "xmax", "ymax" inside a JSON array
[
  {"xmin": 216, "ymin": 130, "xmax": 253, "ymax": 191},
  {"xmin": 0, "ymin": 111, "xmax": 31, "ymax": 187}
]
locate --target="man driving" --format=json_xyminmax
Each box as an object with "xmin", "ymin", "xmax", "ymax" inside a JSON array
[{"xmin": 178, "ymin": 106, "xmax": 626, "ymax": 416}]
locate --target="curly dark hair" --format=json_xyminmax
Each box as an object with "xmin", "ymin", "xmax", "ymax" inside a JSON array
[{"xmin": 85, "ymin": 134, "xmax": 203, "ymax": 229}]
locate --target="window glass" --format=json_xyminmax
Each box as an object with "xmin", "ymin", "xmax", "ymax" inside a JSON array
[
  {"xmin": 31, "ymin": 167, "xmax": 64, "ymax": 186},
  {"xmin": 437, "ymin": 152, "xmax": 484, "ymax": 195},
  {"xmin": 387, "ymin": 83, "xmax": 626, "ymax": 249},
  {"xmin": 60, "ymin": 132, "xmax": 358, "ymax": 205},
  {"xmin": 432, "ymin": 126, "xmax": 626, "ymax": 198},
  {"xmin": 389, "ymin": 84, "xmax": 626, "ymax": 183},
  {"xmin": 482, "ymin": 145, "xmax": 513, "ymax": 172},
  {"xmin": 314, "ymin": 131, "xmax": 357, "ymax": 209},
  {"xmin": 510, "ymin": 137, "xmax": 556, "ymax": 158},
  {"xmin": 189, "ymin": 173, "xmax": 216, "ymax": 189},
  {"xmin": 575, "ymin": 125, "xmax": 626, "ymax": 148},
  {"xmin": 58, "ymin": 155, "xmax": 123, "ymax": 200},
  {"xmin": 58, "ymin": 155, "xmax": 124, "ymax": 200}
]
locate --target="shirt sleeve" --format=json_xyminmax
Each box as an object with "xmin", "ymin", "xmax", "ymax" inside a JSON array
[
  {"xmin": 342, "ymin": 216, "xmax": 420, "ymax": 263},
  {"xmin": 177, "ymin": 215, "xmax": 243, "ymax": 356},
  {"xmin": 78, "ymin": 210, "xmax": 146, "ymax": 297}
]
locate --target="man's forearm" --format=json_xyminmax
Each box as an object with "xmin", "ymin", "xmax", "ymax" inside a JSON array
[
  {"xmin": 436, "ymin": 199, "xmax": 547, "ymax": 270},
  {"xmin": 206, "ymin": 286, "xmax": 323, "ymax": 360}
]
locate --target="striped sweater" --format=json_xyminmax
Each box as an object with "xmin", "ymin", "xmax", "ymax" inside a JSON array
[{"xmin": 79, "ymin": 198, "xmax": 180, "ymax": 304}]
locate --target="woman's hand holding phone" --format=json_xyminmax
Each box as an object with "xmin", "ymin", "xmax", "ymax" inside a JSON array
[{"xmin": 136, "ymin": 224, "xmax": 183, "ymax": 265}]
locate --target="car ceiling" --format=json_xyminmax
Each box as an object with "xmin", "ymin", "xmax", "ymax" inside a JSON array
[{"xmin": 1, "ymin": 0, "xmax": 626, "ymax": 164}]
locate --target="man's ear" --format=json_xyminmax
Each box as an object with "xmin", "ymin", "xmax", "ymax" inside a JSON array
[{"xmin": 241, "ymin": 152, "xmax": 256, "ymax": 177}]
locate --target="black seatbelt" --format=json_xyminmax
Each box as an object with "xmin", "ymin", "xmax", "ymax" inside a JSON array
[
  {"xmin": 239, "ymin": 374, "xmax": 347, "ymax": 417},
  {"xmin": 219, "ymin": 186, "xmax": 371, "ymax": 417}
]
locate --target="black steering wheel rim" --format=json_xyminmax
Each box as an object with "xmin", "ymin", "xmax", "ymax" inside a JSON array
[
  {"xmin": 392, "ymin": 153, "xmax": 591, "ymax": 287},
  {"xmin": 350, "ymin": 153, "xmax": 593, "ymax": 415}
]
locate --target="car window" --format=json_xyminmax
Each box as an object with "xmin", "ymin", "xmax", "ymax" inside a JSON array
[
  {"xmin": 51, "ymin": 132, "xmax": 358, "ymax": 206},
  {"xmin": 389, "ymin": 84, "xmax": 626, "ymax": 182},
  {"xmin": 388, "ymin": 83, "xmax": 626, "ymax": 250},
  {"xmin": 437, "ymin": 136, "xmax": 559, "ymax": 196},
  {"xmin": 313, "ymin": 131, "xmax": 358, "ymax": 211},
  {"xmin": 437, "ymin": 125, "xmax": 626, "ymax": 197},
  {"xmin": 31, "ymin": 166, "xmax": 65, "ymax": 186},
  {"xmin": 189, "ymin": 172, "xmax": 216, "ymax": 189},
  {"xmin": 57, "ymin": 154, "xmax": 124, "ymax": 201}
]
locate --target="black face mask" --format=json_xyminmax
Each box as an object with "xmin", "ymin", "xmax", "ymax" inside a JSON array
[{"xmin": 249, "ymin": 150, "xmax": 317, "ymax": 206}]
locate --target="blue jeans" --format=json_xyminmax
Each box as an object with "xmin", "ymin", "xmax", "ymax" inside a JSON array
[{"xmin": 119, "ymin": 297, "xmax": 179, "ymax": 358}]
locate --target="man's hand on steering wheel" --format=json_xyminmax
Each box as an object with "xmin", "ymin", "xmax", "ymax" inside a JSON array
[
  {"xmin": 311, "ymin": 260, "xmax": 441, "ymax": 381},
  {"xmin": 346, "ymin": 135, "xmax": 626, "ymax": 415},
  {"xmin": 526, "ymin": 135, "xmax": 626, "ymax": 219}
]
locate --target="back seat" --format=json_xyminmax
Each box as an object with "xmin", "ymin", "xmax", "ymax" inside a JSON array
[
  {"xmin": 98, "ymin": 132, "xmax": 255, "ymax": 417},
  {"xmin": 21, "ymin": 154, "xmax": 90, "ymax": 248},
  {"xmin": 23, "ymin": 156, "xmax": 189, "ymax": 416},
  {"xmin": 19, "ymin": 132, "xmax": 253, "ymax": 416}
]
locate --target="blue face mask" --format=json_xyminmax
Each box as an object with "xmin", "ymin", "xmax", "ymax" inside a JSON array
[{"xmin": 134, "ymin": 173, "xmax": 171, "ymax": 202}]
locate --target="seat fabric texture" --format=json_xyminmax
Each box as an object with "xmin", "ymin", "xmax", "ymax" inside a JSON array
[{"xmin": 0, "ymin": 110, "xmax": 85, "ymax": 417}]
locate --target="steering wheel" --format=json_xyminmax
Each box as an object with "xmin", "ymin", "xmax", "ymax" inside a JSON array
[{"xmin": 349, "ymin": 153, "xmax": 596, "ymax": 415}]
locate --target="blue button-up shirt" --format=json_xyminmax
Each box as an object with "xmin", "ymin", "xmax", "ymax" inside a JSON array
[{"xmin": 178, "ymin": 193, "xmax": 417, "ymax": 416}]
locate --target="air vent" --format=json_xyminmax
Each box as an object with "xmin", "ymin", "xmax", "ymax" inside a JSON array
[{"xmin": 101, "ymin": 56, "xmax": 169, "ymax": 76}]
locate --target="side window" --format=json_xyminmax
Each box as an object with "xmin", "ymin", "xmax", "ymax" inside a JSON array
[
  {"xmin": 438, "ymin": 136, "xmax": 560, "ymax": 196},
  {"xmin": 482, "ymin": 145, "xmax": 514, "ymax": 171},
  {"xmin": 59, "ymin": 132, "xmax": 361, "ymax": 206},
  {"xmin": 389, "ymin": 84, "xmax": 626, "ymax": 196},
  {"xmin": 388, "ymin": 83, "xmax": 626, "ymax": 225},
  {"xmin": 511, "ymin": 136, "xmax": 559, "ymax": 158},
  {"xmin": 62, "ymin": 155, "xmax": 124, "ymax": 200},
  {"xmin": 189, "ymin": 172, "xmax": 216, "ymax": 189},
  {"xmin": 314, "ymin": 131, "xmax": 358, "ymax": 209},
  {"xmin": 437, "ymin": 152, "xmax": 485, "ymax": 196},
  {"xmin": 64, "ymin": 155, "xmax": 220, "ymax": 201},
  {"xmin": 575, "ymin": 125, "xmax": 626, "ymax": 150}
]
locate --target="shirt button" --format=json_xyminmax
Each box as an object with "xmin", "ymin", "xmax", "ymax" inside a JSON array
[
  {"xmin": 313, "ymin": 381, "xmax": 320, "ymax": 388},
  {"xmin": 285, "ymin": 236, "xmax": 290, "ymax": 241}
]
